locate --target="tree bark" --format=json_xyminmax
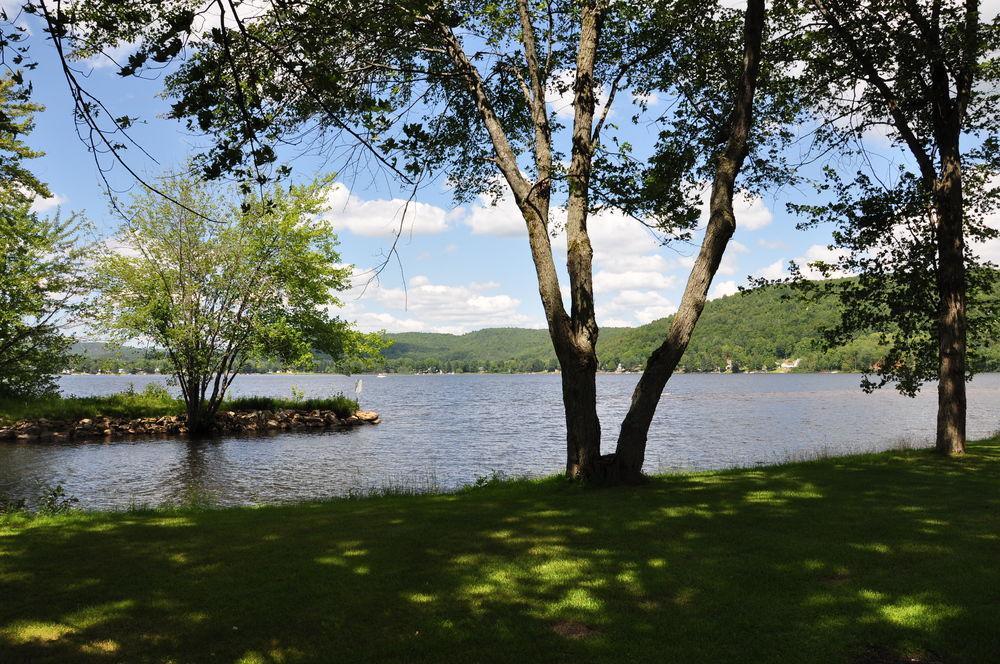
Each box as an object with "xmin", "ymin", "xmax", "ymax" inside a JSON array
[
  {"xmin": 557, "ymin": 341, "xmax": 602, "ymax": 478},
  {"xmin": 607, "ymin": 0, "xmax": 766, "ymax": 483},
  {"xmin": 933, "ymin": 150, "xmax": 967, "ymax": 456}
]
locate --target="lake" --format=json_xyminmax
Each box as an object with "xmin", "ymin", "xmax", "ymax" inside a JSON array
[{"xmin": 2, "ymin": 372, "xmax": 999, "ymax": 509}]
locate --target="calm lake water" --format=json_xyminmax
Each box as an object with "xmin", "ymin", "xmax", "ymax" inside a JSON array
[{"xmin": 2, "ymin": 373, "xmax": 999, "ymax": 509}]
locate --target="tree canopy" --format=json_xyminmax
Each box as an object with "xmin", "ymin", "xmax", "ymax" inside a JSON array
[{"xmin": 94, "ymin": 174, "xmax": 385, "ymax": 434}]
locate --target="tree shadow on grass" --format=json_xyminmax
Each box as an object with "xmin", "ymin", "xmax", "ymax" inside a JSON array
[{"xmin": 1, "ymin": 440, "xmax": 999, "ymax": 663}]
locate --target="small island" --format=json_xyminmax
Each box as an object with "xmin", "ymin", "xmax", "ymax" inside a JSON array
[{"xmin": 0, "ymin": 390, "xmax": 379, "ymax": 442}]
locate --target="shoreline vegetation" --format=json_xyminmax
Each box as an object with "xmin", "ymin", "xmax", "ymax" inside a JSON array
[
  {"xmin": 3, "ymin": 437, "xmax": 998, "ymax": 662},
  {"xmin": 0, "ymin": 388, "xmax": 377, "ymax": 442}
]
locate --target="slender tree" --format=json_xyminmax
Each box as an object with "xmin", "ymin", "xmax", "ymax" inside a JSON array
[
  {"xmin": 790, "ymin": 0, "xmax": 1000, "ymax": 455},
  {"xmin": 95, "ymin": 175, "xmax": 383, "ymax": 436}
]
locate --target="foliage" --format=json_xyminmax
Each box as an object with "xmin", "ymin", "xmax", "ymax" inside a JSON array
[
  {"xmin": 0, "ymin": 484, "xmax": 78, "ymax": 516},
  {"xmin": 0, "ymin": 76, "xmax": 89, "ymax": 398},
  {"xmin": 92, "ymin": 174, "xmax": 384, "ymax": 433},
  {"xmin": 34, "ymin": 484, "xmax": 78, "ymax": 514},
  {"xmin": 775, "ymin": 1, "xmax": 1000, "ymax": 401},
  {"xmin": 0, "ymin": 76, "xmax": 48, "ymax": 205},
  {"xmin": 222, "ymin": 394, "xmax": 358, "ymax": 418},
  {"xmin": 3, "ymin": 437, "xmax": 1000, "ymax": 661}
]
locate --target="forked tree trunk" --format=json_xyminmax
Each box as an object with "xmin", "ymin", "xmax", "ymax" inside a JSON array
[
  {"xmin": 438, "ymin": 0, "xmax": 765, "ymax": 482},
  {"xmin": 934, "ymin": 150, "xmax": 967, "ymax": 456}
]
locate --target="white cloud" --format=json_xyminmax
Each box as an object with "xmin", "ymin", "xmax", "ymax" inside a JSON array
[
  {"xmin": 605, "ymin": 289, "xmax": 677, "ymax": 324},
  {"xmin": 754, "ymin": 259, "xmax": 788, "ymax": 280},
  {"xmin": 593, "ymin": 270, "xmax": 676, "ymax": 294},
  {"xmin": 464, "ymin": 193, "xmax": 524, "ymax": 236},
  {"xmin": 698, "ymin": 190, "xmax": 773, "ymax": 231},
  {"xmin": 735, "ymin": 193, "xmax": 773, "ymax": 230},
  {"xmin": 985, "ymin": 0, "xmax": 1000, "ymax": 21},
  {"xmin": 709, "ymin": 280, "xmax": 739, "ymax": 300},
  {"xmin": 796, "ymin": 244, "xmax": 850, "ymax": 278},
  {"xmin": 338, "ymin": 273, "xmax": 537, "ymax": 334},
  {"xmin": 757, "ymin": 238, "xmax": 788, "ymax": 250},
  {"xmin": 630, "ymin": 91, "xmax": 660, "ymax": 108},
  {"xmin": 323, "ymin": 183, "xmax": 453, "ymax": 236},
  {"xmin": 30, "ymin": 193, "xmax": 66, "ymax": 213}
]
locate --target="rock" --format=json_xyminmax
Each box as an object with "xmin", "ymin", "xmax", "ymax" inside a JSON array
[{"xmin": 4, "ymin": 406, "xmax": 380, "ymax": 443}]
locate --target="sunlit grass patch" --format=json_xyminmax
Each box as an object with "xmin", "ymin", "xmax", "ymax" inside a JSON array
[{"xmin": 1, "ymin": 437, "xmax": 999, "ymax": 662}]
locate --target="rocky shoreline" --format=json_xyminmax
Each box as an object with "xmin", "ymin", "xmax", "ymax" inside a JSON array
[{"xmin": 0, "ymin": 408, "xmax": 381, "ymax": 442}]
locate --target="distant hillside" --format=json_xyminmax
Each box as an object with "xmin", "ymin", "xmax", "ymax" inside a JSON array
[
  {"xmin": 70, "ymin": 283, "xmax": 1000, "ymax": 374},
  {"xmin": 379, "ymin": 286, "xmax": 857, "ymax": 373},
  {"xmin": 378, "ymin": 283, "xmax": 999, "ymax": 373}
]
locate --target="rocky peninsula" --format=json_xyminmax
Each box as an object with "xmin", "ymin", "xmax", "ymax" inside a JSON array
[{"xmin": 0, "ymin": 408, "xmax": 380, "ymax": 442}]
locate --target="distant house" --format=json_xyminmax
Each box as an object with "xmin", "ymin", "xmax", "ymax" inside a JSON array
[{"xmin": 779, "ymin": 358, "xmax": 801, "ymax": 370}]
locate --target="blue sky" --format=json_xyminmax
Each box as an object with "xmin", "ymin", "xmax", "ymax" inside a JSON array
[{"xmin": 17, "ymin": 4, "xmax": 1000, "ymax": 335}]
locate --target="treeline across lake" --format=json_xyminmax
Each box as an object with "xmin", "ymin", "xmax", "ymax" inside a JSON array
[{"xmin": 74, "ymin": 283, "xmax": 1000, "ymax": 375}]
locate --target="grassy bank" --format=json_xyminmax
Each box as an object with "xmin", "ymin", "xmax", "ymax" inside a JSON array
[
  {"xmin": 0, "ymin": 388, "xmax": 359, "ymax": 424},
  {"xmin": 2, "ymin": 439, "xmax": 999, "ymax": 663}
]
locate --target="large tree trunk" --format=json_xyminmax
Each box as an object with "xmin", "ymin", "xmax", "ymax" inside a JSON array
[
  {"xmin": 605, "ymin": 0, "xmax": 767, "ymax": 483},
  {"xmin": 558, "ymin": 343, "xmax": 602, "ymax": 478},
  {"xmin": 934, "ymin": 150, "xmax": 967, "ymax": 456}
]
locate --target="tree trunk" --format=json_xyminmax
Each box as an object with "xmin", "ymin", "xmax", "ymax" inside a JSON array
[
  {"xmin": 934, "ymin": 151, "xmax": 967, "ymax": 456},
  {"xmin": 606, "ymin": 0, "xmax": 767, "ymax": 483},
  {"xmin": 183, "ymin": 377, "xmax": 216, "ymax": 438},
  {"xmin": 558, "ymin": 344, "xmax": 603, "ymax": 478}
]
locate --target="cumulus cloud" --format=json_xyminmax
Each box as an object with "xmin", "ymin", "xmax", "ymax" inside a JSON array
[
  {"xmin": 709, "ymin": 279, "xmax": 739, "ymax": 300},
  {"xmin": 337, "ymin": 272, "xmax": 538, "ymax": 334},
  {"xmin": 323, "ymin": 183, "xmax": 455, "ymax": 237},
  {"xmin": 605, "ymin": 289, "xmax": 677, "ymax": 324},
  {"xmin": 30, "ymin": 193, "xmax": 66, "ymax": 214},
  {"xmin": 796, "ymin": 244, "xmax": 851, "ymax": 278},
  {"xmin": 464, "ymin": 193, "xmax": 524, "ymax": 236},
  {"xmin": 754, "ymin": 259, "xmax": 789, "ymax": 280},
  {"xmin": 757, "ymin": 238, "xmax": 788, "ymax": 250},
  {"xmin": 593, "ymin": 269, "xmax": 676, "ymax": 294}
]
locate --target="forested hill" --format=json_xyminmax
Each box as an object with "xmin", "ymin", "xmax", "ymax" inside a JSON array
[
  {"xmin": 382, "ymin": 284, "xmax": 1000, "ymax": 373},
  {"xmin": 72, "ymin": 284, "xmax": 1000, "ymax": 375},
  {"xmin": 381, "ymin": 285, "xmax": 864, "ymax": 373}
]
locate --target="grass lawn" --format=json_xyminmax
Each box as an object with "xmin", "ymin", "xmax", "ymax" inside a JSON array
[
  {"xmin": 2, "ymin": 438, "xmax": 999, "ymax": 663},
  {"xmin": 0, "ymin": 389, "xmax": 359, "ymax": 424}
]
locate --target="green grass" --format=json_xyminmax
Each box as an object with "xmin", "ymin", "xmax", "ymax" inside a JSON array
[
  {"xmin": 2, "ymin": 439, "xmax": 1000, "ymax": 663},
  {"xmin": 0, "ymin": 389, "xmax": 359, "ymax": 424},
  {"xmin": 222, "ymin": 394, "xmax": 359, "ymax": 418},
  {"xmin": 0, "ymin": 389, "xmax": 183, "ymax": 424}
]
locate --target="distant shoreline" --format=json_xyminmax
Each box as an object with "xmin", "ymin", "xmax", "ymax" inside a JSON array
[{"xmin": 58, "ymin": 369, "xmax": 873, "ymax": 378}]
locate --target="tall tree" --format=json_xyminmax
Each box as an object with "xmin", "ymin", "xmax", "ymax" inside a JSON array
[
  {"xmin": 0, "ymin": 75, "xmax": 88, "ymax": 398},
  {"xmin": 790, "ymin": 0, "xmax": 1000, "ymax": 455},
  {"xmin": 94, "ymin": 175, "xmax": 384, "ymax": 436},
  {"xmin": 35, "ymin": 0, "xmax": 777, "ymax": 481}
]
